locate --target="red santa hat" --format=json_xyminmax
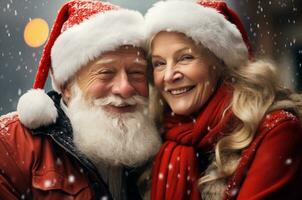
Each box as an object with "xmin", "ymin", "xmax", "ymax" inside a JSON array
[
  {"xmin": 145, "ymin": 0, "xmax": 253, "ymax": 68},
  {"xmin": 17, "ymin": 0, "xmax": 146, "ymax": 129}
]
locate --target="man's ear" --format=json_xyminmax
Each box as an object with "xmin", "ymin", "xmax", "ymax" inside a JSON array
[{"xmin": 61, "ymin": 82, "xmax": 73, "ymax": 105}]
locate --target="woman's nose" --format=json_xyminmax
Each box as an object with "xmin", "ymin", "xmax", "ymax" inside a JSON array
[{"xmin": 163, "ymin": 66, "xmax": 183, "ymax": 83}]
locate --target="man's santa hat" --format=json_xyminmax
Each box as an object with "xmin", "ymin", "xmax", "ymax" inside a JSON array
[
  {"xmin": 145, "ymin": 0, "xmax": 253, "ymax": 68},
  {"xmin": 17, "ymin": 0, "xmax": 146, "ymax": 129}
]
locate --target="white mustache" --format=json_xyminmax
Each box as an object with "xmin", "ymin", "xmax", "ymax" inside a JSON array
[{"xmin": 93, "ymin": 95, "xmax": 148, "ymax": 107}]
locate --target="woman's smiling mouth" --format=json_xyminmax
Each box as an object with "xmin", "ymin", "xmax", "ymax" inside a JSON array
[{"xmin": 165, "ymin": 86, "xmax": 195, "ymax": 95}]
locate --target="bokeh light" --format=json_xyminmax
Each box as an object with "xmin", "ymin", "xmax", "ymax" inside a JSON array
[{"xmin": 24, "ymin": 18, "xmax": 49, "ymax": 48}]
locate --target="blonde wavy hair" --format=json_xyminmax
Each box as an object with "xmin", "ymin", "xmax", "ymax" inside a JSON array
[
  {"xmin": 197, "ymin": 59, "xmax": 302, "ymax": 190},
  {"xmin": 148, "ymin": 56, "xmax": 302, "ymax": 192}
]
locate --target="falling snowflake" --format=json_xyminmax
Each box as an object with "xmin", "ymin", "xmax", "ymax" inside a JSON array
[
  {"xmin": 101, "ymin": 196, "xmax": 108, "ymax": 200},
  {"xmin": 285, "ymin": 158, "xmax": 292, "ymax": 165},
  {"xmin": 44, "ymin": 180, "xmax": 52, "ymax": 188},
  {"xmin": 56, "ymin": 158, "xmax": 62, "ymax": 165},
  {"xmin": 158, "ymin": 173, "xmax": 164, "ymax": 180},
  {"xmin": 136, "ymin": 123, "xmax": 141, "ymax": 128},
  {"xmin": 230, "ymin": 188, "xmax": 238, "ymax": 196},
  {"xmin": 159, "ymin": 99, "xmax": 164, "ymax": 106},
  {"xmin": 68, "ymin": 175, "xmax": 75, "ymax": 183}
]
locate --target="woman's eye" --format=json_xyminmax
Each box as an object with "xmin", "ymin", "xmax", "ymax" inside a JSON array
[
  {"xmin": 179, "ymin": 54, "xmax": 194, "ymax": 62},
  {"xmin": 152, "ymin": 61, "xmax": 165, "ymax": 68}
]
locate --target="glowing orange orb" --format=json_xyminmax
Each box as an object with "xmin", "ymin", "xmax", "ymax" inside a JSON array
[{"xmin": 24, "ymin": 18, "xmax": 49, "ymax": 48}]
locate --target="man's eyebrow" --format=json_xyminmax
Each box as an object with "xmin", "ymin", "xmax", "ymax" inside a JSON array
[
  {"xmin": 94, "ymin": 58, "xmax": 115, "ymax": 65},
  {"xmin": 133, "ymin": 58, "xmax": 147, "ymax": 65},
  {"xmin": 88, "ymin": 58, "xmax": 115, "ymax": 74}
]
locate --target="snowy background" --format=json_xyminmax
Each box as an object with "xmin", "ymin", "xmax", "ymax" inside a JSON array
[{"xmin": 0, "ymin": 0, "xmax": 301, "ymax": 115}]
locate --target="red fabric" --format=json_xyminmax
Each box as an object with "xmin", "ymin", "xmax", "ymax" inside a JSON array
[
  {"xmin": 61, "ymin": 0, "xmax": 117, "ymax": 32},
  {"xmin": 151, "ymin": 84, "xmax": 302, "ymax": 200},
  {"xmin": 33, "ymin": 0, "xmax": 118, "ymax": 89},
  {"xmin": 225, "ymin": 110, "xmax": 302, "ymax": 200},
  {"xmin": 0, "ymin": 113, "xmax": 93, "ymax": 199},
  {"xmin": 151, "ymin": 84, "xmax": 234, "ymax": 200}
]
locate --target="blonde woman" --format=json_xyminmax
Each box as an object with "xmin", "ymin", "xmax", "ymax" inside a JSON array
[{"xmin": 144, "ymin": 0, "xmax": 302, "ymax": 199}]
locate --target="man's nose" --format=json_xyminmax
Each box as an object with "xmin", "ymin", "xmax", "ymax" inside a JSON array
[
  {"xmin": 111, "ymin": 72, "xmax": 135, "ymax": 99},
  {"xmin": 163, "ymin": 65, "xmax": 183, "ymax": 83}
]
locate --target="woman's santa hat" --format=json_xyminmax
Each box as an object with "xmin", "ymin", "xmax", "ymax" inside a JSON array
[
  {"xmin": 145, "ymin": 0, "xmax": 253, "ymax": 68},
  {"xmin": 17, "ymin": 0, "xmax": 146, "ymax": 129}
]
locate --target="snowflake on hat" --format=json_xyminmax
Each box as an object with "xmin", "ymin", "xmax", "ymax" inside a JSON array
[{"xmin": 17, "ymin": 0, "xmax": 145, "ymax": 129}]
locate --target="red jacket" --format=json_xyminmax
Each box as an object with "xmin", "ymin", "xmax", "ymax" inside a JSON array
[
  {"xmin": 0, "ymin": 112, "xmax": 111, "ymax": 200},
  {"xmin": 151, "ymin": 83, "xmax": 302, "ymax": 200},
  {"xmin": 233, "ymin": 110, "xmax": 302, "ymax": 199}
]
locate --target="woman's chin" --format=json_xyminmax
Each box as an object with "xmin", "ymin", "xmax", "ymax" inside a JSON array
[{"xmin": 170, "ymin": 106, "xmax": 193, "ymax": 116}]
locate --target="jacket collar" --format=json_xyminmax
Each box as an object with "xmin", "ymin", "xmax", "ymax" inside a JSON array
[
  {"xmin": 30, "ymin": 91, "xmax": 110, "ymax": 194},
  {"xmin": 31, "ymin": 91, "xmax": 142, "ymax": 199}
]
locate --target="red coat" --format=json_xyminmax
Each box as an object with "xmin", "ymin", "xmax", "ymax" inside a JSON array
[
  {"xmin": 151, "ymin": 84, "xmax": 302, "ymax": 200},
  {"xmin": 233, "ymin": 110, "xmax": 302, "ymax": 199},
  {"xmin": 0, "ymin": 112, "xmax": 111, "ymax": 200}
]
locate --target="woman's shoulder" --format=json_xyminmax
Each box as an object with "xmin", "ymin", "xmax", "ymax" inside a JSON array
[
  {"xmin": 260, "ymin": 109, "xmax": 301, "ymax": 132},
  {"xmin": 252, "ymin": 109, "xmax": 302, "ymax": 151}
]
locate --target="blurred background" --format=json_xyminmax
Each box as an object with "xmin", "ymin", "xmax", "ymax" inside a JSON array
[{"xmin": 0, "ymin": 0, "xmax": 301, "ymax": 114}]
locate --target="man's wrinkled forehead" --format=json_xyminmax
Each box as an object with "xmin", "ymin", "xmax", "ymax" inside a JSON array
[
  {"xmin": 96, "ymin": 45, "xmax": 147, "ymax": 65},
  {"xmin": 93, "ymin": 57, "xmax": 147, "ymax": 66}
]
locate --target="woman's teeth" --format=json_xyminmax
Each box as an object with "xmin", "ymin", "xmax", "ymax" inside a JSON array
[{"xmin": 168, "ymin": 86, "xmax": 193, "ymax": 95}]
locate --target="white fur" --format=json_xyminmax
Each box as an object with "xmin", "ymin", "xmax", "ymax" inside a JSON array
[
  {"xmin": 17, "ymin": 89, "xmax": 58, "ymax": 129},
  {"xmin": 51, "ymin": 9, "xmax": 146, "ymax": 90},
  {"xmin": 145, "ymin": 0, "xmax": 248, "ymax": 68},
  {"xmin": 65, "ymin": 85, "xmax": 162, "ymax": 167}
]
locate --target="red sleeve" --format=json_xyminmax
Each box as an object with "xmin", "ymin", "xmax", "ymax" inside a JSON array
[
  {"xmin": 237, "ymin": 119, "xmax": 302, "ymax": 200},
  {"xmin": 0, "ymin": 138, "xmax": 20, "ymax": 200},
  {"xmin": 0, "ymin": 116, "xmax": 35, "ymax": 199}
]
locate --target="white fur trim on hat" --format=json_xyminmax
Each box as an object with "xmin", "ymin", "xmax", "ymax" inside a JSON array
[
  {"xmin": 51, "ymin": 9, "xmax": 145, "ymax": 91},
  {"xmin": 17, "ymin": 89, "xmax": 58, "ymax": 129},
  {"xmin": 145, "ymin": 0, "xmax": 248, "ymax": 68}
]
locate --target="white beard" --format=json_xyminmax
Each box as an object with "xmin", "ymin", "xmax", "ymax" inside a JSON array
[{"xmin": 64, "ymin": 85, "xmax": 162, "ymax": 167}]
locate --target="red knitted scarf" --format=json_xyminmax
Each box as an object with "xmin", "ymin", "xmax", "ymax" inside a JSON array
[
  {"xmin": 151, "ymin": 84, "xmax": 235, "ymax": 200},
  {"xmin": 151, "ymin": 83, "xmax": 298, "ymax": 200}
]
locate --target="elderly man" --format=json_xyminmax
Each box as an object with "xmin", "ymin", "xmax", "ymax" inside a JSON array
[{"xmin": 0, "ymin": 1, "xmax": 161, "ymax": 200}]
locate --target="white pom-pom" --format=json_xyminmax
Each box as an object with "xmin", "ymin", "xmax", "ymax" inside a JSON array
[{"xmin": 17, "ymin": 89, "xmax": 58, "ymax": 129}]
